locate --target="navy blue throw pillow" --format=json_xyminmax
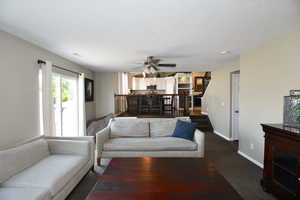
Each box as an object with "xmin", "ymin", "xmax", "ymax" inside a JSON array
[{"xmin": 172, "ymin": 120, "xmax": 197, "ymax": 141}]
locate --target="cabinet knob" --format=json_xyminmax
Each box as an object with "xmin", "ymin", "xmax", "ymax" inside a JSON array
[{"xmin": 298, "ymin": 178, "xmax": 300, "ymax": 182}]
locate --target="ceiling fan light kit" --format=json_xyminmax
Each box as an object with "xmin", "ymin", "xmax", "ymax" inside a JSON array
[{"xmin": 136, "ymin": 56, "xmax": 177, "ymax": 74}]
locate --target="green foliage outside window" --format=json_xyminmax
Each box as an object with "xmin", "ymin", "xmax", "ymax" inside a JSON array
[
  {"xmin": 52, "ymin": 80, "xmax": 57, "ymax": 104},
  {"xmin": 52, "ymin": 79, "xmax": 71, "ymax": 104},
  {"xmin": 294, "ymin": 103, "xmax": 300, "ymax": 123},
  {"xmin": 61, "ymin": 80, "xmax": 70, "ymax": 102}
]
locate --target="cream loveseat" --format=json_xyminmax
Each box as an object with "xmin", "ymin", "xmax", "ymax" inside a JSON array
[
  {"xmin": 96, "ymin": 117, "xmax": 205, "ymax": 165},
  {"xmin": 0, "ymin": 136, "xmax": 94, "ymax": 200}
]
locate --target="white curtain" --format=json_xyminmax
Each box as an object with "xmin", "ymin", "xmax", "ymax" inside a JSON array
[
  {"xmin": 112, "ymin": 72, "xmax": 128, "ymax": 114},
  {"xmin": 117, "ymin": 72, "xmax": 123, "ymax": 94},
  {"xmin": 78, "ymin": 73, "xmax": 86, "ymax": 136},
  {"xmin": 112, "ymin": 72, "xmax": 120, "ymax": 94},
  {"xmin": 121, "ymin": 73, "xmax": 128, "ymax": 94},
  {"xmin": 113, "ymin": 72, "xmax": 129, "ymax": 94},
  {"xmin": 41, "ymin": 60, "xmax": 55, "ymax": 136}
]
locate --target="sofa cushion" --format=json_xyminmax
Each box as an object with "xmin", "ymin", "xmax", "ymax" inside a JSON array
[
  {"xmin": 1, "ymin": 155, "xmax": 87, "ymax": 197},
  {"xmin": 0, "ymin": 138, "xmax": 50, "ymax": 183},
  {"xmin": 149, "ymin": 118, "xmax": 190, "ymax": 137},
  {"xmin": 110, "ymin": 119, "xmax": 149, "ymax": 138},
  {"xmin": 103, "ymin": 137, "xmax": 197, "ymax": 151},
  {"xmin": 149, "ymin": 119, "xmax": 177, "ymax": 137},
  {"xmin": 172, "ymin": 120, "xmax": 197, "ymax": 141},
  {"xmin": 0, "ymin": 187, "xmax": 51, "ymax": 200}
]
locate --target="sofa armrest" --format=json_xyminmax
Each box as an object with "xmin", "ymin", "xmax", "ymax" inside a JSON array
[
  {"xmin": 46, "ymin": 136, "xmax": 94, "ymax": 164},
  {"xmin": 193, "ymin": 129, "xmax": 205, "ymax": 157},
  {"xmin": 95, "ymin": 126, "xmax": 110, "ymax": 165}
]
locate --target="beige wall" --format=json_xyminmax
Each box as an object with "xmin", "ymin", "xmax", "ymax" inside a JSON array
[
  {"xmin": 202, "ymin": 61, "xmax": 240, "ymax": 139},
  {"xmin": 85, "ymin": 101, "xmax": 96, "ymax": 121},
  {"xmin": 0, "ymin": 30, "xmax": 95, "ymax": 149},
  {"xmin": 95, "ymin": 72, "xmax": 115, "ymax": 117},
  {"xmin": 239, "ymin": 28, "xmax": 300, "ymax": 165},
  {"xmin": 203, "ymin": 27, "xmax": 300, "ymax": 166}
]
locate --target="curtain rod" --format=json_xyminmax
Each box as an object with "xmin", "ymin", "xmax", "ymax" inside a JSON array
[{"xmin": 37, "ymin": 59, "xmax": 82, "ymax": 75}]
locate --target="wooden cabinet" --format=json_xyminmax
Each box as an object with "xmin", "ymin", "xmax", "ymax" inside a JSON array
[
  {"xmin": 261, "ymin": 124, "xmax": 300, "ymax": 200},
  {"xmin": 176, "ymin": 73, "xmax": 192, "ymax": 109}
]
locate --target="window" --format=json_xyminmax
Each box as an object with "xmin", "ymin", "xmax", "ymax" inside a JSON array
[
  {"xmin": 39, "ymin": 65, "xmax": 83, "ymax": 137},
  {"xmin": 52, "ymin": 72, "xmax": 79, "ymax": 136}
]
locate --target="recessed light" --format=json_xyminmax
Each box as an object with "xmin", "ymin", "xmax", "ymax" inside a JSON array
[
  {"xmin": 220, "ymin": 51, "xmax": 231, "ymax": 55},
  {"xmin": 73, "ymin": 53, "xmax": 81, "ymax": 57}
]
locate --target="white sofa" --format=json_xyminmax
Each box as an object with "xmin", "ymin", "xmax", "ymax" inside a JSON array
[
  {"xmin": 96, "ymin": 117, "xmax": 205, "ymax": 165},
  {"xmin": 0, "ymin": 136, "xmax": 94, "ymax": 200}
]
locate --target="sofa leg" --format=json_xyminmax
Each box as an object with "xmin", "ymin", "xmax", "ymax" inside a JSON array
[{"xmin": 91, "ymin": 166, "xmax": 96, "ymax": 174}]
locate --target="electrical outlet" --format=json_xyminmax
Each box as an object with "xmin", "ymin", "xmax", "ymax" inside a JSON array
[{"xmin": 250, "ymin": 143, "xmax": 254, "ymax": 150}]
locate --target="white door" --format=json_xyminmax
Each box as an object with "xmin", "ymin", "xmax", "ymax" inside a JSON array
[
  {"xmin": 52, "ymin": 73, "xmax": 79, "ymax": 136},
  {"xmin": 231, "ymin": 72, "xmax": 240, "ymax": 140}
]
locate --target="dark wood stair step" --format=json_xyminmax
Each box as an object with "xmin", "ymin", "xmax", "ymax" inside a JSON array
[
  {"xmin": 190, "ymin": 114, "xmax": 213, "ymax": 132},
  {"xmin": 190, "ymin": 115, "xmax": 209, "ymax": 119}
]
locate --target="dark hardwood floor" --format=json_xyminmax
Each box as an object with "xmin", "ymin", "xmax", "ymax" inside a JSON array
[
  {"xmin": 67, "ymin": 132, "xmax": 276, "ymax": 200},
  {"xmin": 86, "ymin": 158, "xmax": 243, "ymax": 200}
]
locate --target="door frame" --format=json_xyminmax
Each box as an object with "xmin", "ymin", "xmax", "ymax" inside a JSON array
[{"xmin": 230, "ymin": 70, "xmax": 240, "ymax": 141}]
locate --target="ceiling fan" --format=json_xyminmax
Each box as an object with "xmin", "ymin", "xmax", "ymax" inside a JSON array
[{"xmin": 133, "ymin": 56, "xmax": 176, "ymax": 74}]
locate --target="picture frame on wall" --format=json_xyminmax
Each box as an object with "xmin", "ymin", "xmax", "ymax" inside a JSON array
[
  {"xmin": 85, "ymin": 78, "xmax": 94, "ymax": 102},
  {"xmin": 194, "ymin": 77, "xmax": 203, "ymax": 92}
]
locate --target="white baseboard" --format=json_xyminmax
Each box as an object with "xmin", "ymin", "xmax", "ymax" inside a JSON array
[
  {"xmin": 214, "ymin": 130, "xmax": 233, "ymax": 141},
  {"xmin": 238, "ymin": 150, "xmax": 264, "ymax": 169}
]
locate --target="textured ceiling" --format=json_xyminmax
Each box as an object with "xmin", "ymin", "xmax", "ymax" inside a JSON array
[{"xmin": 0, "ymin": 0, "xmax": 300, "ymax": 72}]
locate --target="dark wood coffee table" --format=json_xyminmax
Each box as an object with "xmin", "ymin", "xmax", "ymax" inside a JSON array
[{"xmin": 86, "ymin": 158, "xmax": 243, "ymax": 200}]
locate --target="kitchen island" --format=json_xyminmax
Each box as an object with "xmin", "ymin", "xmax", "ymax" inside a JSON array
[{"xmin": 114, "ymin": 94, "xmax": 191, "ymax": 116}]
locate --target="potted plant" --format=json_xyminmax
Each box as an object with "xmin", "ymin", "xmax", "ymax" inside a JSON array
[
  {"xmin": 293, "ymin": 101, "xmax": 300, "ymax": 123},
  {"xmin": 283, "ymin": 91, "xmax": 300, "ymax": 128}
]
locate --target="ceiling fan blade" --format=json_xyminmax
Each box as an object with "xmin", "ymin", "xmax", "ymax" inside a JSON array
[
  {"xmin": 158, "ymin": 64, "xmax": 176, "ymax": 67},
  {"xmin": 154, "ymin": 59, "xmax": 160, "ymax": 65},
  {"xmin": 152, "ymin": 65, "xmax": 159, "ymax": 71}
]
